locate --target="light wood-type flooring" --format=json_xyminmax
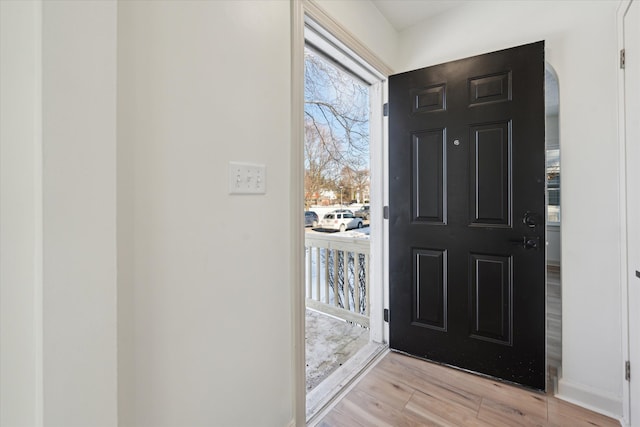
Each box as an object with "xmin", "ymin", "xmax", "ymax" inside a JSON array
[{"xmin": 317, "ymin": 352, "xmax": 619, "ymax": 427}]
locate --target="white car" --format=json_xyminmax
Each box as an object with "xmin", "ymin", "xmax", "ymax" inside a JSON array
[{"xmin": 320, "ymin": 211, "xmax": 363, "ymax": 232}]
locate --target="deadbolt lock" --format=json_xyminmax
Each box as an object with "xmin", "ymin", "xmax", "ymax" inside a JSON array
[{"xmin": 523, "ymin": 211, "xmax": 538, "ymax": 229}]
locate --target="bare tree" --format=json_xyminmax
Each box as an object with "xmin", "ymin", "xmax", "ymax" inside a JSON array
[
  {"xmin": 304, "ymin": 48, "xmax": 370, "ymax": 206},
  {"xmin": 304, "ymin": 122, "xmax": 336, "ymax": 206}
]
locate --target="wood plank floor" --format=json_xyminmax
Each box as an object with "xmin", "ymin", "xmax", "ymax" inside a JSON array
[{"xmin": 316, "ymin": 352, "xmax": 619, "ymax": 427}]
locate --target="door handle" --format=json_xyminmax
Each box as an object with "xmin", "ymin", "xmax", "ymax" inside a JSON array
[
  {"xmin": 636, "ymin": 270, "xmax": 640, "ymax": 279},
  {"xmin": 509, "ymin": 236, "xmax": 539, "ymax": 250}
]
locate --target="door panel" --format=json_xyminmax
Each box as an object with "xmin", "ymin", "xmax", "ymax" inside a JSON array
[
  {"xmin": 470, "ymin": 121, "xmax": 511, "ymax": 226},
  {"xmin": 468, "ymin": 72, "xmax": 511, "ymax": 105},
  {"xmin": 469, "ymin": 253, "xmax": 512, "ymax": 345},
  {"xmin": 413, "ymin": 130, "xmax": 446, "ymax": 223},
  {"xmin": 389, "ymin": 41, "xmax": 546, "ymax": 390},
  {"xmin": 413, "ymin": 248, "xmax": 447, "ymax": 331}
]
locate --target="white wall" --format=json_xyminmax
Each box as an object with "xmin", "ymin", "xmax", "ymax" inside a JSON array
[
  {"xmin": 314, "ymin": 0, "xmax": 400, "ymax": 71},
  {"xmin": 1, "ymin": 1, "xmax": 118, "ymax": 426},
  {"xmin": 117, "ymin": 1, "xmax": 293, "ymax": 425},
  {"xmin": 41, "ymin": 1, "xmax": 118, "ymax": 425},
  {"xmin": 397, "ymin": 0, "xmax": 623, "ymax": 416},
  {"xmin": 0, "ymin": 2, "xmax": 42, "ymax": 425}
]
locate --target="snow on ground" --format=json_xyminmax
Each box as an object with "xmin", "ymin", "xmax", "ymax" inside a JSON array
[
  {"xmin": 305, "ymin": 308, "xmax": 369, "ymax": 391},
  {"xmin": 341, "ymin": 226, "xmax": 370, "ymax": 239},
  {"xmin": 306, "ymin": 225, "xmax": 370, "ymax": 239}
]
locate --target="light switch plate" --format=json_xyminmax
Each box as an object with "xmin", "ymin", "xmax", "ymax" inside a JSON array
[{"xmin": 228, "ymin": 162, "xmax": 266, "ymax": 194}]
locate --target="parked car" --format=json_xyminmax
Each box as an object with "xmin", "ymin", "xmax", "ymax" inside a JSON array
[
  {"xmin": 320, "ymin": 211, "xmax": 363, "ymax": 232},
  {"xmin": 355, "ymin": 205, "xmax": 370, "ymax": 220},
  {"xmin": 330, "ymin": 208, "xmax": 353, "ymax": 215},
  {"xmin": 305, "ymin": 211, "xmax": 319, "ymax": 227}
]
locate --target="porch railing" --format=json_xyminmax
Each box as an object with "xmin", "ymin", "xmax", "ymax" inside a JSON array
[{"xmin": 305, "ymin": 233, "xmax": 370, "ymax": 328}]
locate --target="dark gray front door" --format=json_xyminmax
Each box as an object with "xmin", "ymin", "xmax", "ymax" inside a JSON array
[{"xmin": 388, "ymin": 41, "xmax": 546, "ymax": 390}]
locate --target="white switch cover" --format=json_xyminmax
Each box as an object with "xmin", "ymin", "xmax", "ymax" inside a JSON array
[{"xmin": 228, "ymin": 162, "xmax": 266, "ymax": 194}]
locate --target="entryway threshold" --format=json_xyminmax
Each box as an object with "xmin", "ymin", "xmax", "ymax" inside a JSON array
[{"xmin": 306, "ymin": 342, "xmax": 388, "ymax": 424}]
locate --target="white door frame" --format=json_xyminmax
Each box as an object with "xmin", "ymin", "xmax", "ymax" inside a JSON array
[
  {"xmin": 290, "ymin": 1, "xmax": 393, "ymax": 424},
  {"xmin": 618, "ymin": 0, "xmax": 638, "ymax": 425}
]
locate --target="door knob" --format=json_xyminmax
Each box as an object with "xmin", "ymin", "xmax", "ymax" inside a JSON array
[{"xmin": 509, "ymin": 236, "xmax": 539, "ymax": 250}]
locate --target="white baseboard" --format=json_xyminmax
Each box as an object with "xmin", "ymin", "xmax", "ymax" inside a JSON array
[
  {"xmin": 557, "ymin": 378, "xmax": 624, "ymax": 423},
  {"xmin": 286, "ymin": 419, "xmax": 296, "ymax": 427}
]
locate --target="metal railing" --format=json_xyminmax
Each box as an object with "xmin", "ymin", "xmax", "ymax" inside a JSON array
[{"xmin": 305, "ymin": 233, "xmax": 370, "ymax": 327}]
